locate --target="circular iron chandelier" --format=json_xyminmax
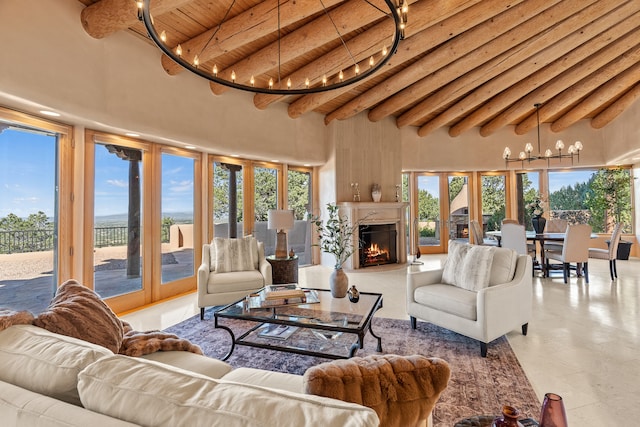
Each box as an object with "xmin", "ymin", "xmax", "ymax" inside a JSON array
[{"xmin": 137, "ymin": 0, "xmax": 407, "ymax": 95}]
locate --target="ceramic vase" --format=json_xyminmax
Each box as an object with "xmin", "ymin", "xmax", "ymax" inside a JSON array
[
  {"xmin": 491, "ymin": 406, "xmax": 524, "ymax": 427},
  {"xmin": 330, "ymin": 268, "xmax": 348, "ymax": 298},
  {"xmin": 372, "ymin": 190, "xmax": 382, "ymax": 202},
  {"xmin": 539, "ymin": 393, "xmax": 568, "ymax": 427},
  {"xmin": 347, "ymin": 285, "xmax": 360, "ymax": 303},
  {"xmin": 532, "ymin": 216, "xmax": 546, "ymax": 234}
]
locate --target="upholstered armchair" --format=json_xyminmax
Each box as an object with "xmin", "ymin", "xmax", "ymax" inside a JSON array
[
  {"xmin": 407, "ymin": 241, "xmax": 532, "ymax": 357},
  {"xmin": 197, "ymin": 237, "xmax": 272, "ymax": 319}
]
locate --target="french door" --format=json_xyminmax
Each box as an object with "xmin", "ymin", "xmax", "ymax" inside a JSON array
[{"xmin": 413, "ymin": 172, "xmax": 473, "ymax": 254}]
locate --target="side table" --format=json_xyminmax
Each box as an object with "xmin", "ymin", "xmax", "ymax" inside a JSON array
[{"xmin": 266, "ymin": 255, "xmax": 298, "ymax": 284}]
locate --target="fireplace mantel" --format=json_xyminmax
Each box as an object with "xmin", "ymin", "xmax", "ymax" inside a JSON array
[{"xmin": 337, "ymin": 202, "xmax": 409, "ymax": 269}]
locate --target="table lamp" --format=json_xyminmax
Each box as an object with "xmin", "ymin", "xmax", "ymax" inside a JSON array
[{"xmin": 268, "ymin": 209, "xmax": 294, "ymax": 259}]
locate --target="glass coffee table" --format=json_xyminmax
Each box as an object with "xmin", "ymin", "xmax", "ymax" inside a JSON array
[{"xmin": 214, "ymin": 287, "xmax": 383, "ymax": 360}]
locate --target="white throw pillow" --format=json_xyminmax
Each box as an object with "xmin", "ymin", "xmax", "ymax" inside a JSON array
[
  {"xmin": 455, "ymin": 245, "xmax": 495, "ymax": 291},
  {"xmin": 0, "ymin": 324, "xmax": 113, "ymax": 406},
  {"xmin": 213, "ymin": 237, "xmax": 255, "ymax": 273},
  {"xmin": 78, "ymin": 355, "xmax": 379, "ymax": 427},
  {"xmin": 442, "ymin": 240, "xmax": 470, "ymax": 285}
]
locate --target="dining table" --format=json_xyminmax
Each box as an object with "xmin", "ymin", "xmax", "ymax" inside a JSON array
[{"xmin": 486, "ymin": 230, "xmax": 598, "ymax": 277}]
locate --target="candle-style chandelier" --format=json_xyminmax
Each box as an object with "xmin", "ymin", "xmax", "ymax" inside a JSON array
[
  {"xmin": 503, "ymin": 103, "xmax": 584, "ymax": 168},
  {"xmin": 136, "ymin": 0, "xmax": 407, "ymax": 95}
]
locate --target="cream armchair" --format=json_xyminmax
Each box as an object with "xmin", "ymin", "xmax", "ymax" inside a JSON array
[
  {"xmin": 407, "ymin": 241, "xmax": 532, "ymax": 357},
  {"xmin": 197, "ymin": 238, "xmax": 272, "ymax": 319}
]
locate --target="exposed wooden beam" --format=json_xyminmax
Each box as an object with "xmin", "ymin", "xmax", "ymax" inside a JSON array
[
  {"xmin": 325, "ymin": 0, "xmax": 544, "ymax": 124},
  {"xmin": 81, "ymin": 0, "xmax": 188, "ymax": 39},
  {"xmin": 591, "ymin": 82, "xmax": 640, "ymax": 129},
  {"xmin": 253, "ymin": 0, "xmax": 478, "ymax": 110},
  {"xmin": 437, "ymin": 0, "xmax": 628, "ymax": 135},
  {"xmin": 288, "ymin": 0, "xmax": 525, "ymax": 119},
  {"xmin": 480, "ymin": 20, "xmax": 638, "ymax": 136},
  {"xmin": 161, "ymin": 0, "xmax": 343, "ymax": 76},
  {"xmin": 450, "ymin": 1, "xmax": 638, "ymax": 136},
  {"xmin": 209, "ymin": 0, "xmax": 389, "ymax": 95},
  {"xmin": 551, "ymin": 63, "xmax": 640, "ymax": 132},
  {"xmin": 378, "ymin": 0, "xmax": 587, "ymax": 126},
  {"xmin": 516, "ymin": 45, "xmax": 640, "ymax": 135}
]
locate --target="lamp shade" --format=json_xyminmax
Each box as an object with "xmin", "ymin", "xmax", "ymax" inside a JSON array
[{"xmin": 268, "ymin": 209, "xmax": 294, "ymax": 230}]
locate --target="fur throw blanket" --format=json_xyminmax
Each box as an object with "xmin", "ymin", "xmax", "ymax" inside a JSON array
[
  {"xmin": 5, "ymin": 279, "xmax": 202, "ymax": 357},
  {"xmin": 303, "ymin": 354, "xmax": 450, "ymax": 427},
  {"xmin": 0, "ymin": 309, "xmax": 35, "ymax": 332},
  {"xmin": 120, "ymin": 321, "xmax": 203, "ymax": 357}
]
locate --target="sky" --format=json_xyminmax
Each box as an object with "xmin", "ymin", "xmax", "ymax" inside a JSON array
[{"xmin": 0, "ymin": 127, "xmax": 194, "ymax": 219}]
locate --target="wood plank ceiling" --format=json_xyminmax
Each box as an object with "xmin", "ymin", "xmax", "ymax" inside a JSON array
[{"xmin": 79, "ymin": 0, "xmax": 640, "ymax": 139}]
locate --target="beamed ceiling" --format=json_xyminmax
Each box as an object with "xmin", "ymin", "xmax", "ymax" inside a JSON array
[{"xmin": 78, "ymin": 0, "xmax": 640, "ymax": 139}]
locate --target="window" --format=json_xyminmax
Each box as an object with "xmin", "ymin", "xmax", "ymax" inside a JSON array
[
  {"xmin": 212, "ymin": 160, "xmax": 244, "ymax": 238},
  {"xmin": 287, "ymin": 168, "xmax": 312, "ymax": 265},
  {"xmin": 548, "ymin": 168, "xmax": 632, "ymax": 233},
  {"xmin": 516, "ymin": 171, "xmax": 540, "ymax": 231},
  {"xmin": 480, "ymin": 173, "xmax": 508, "ymax": 232},
  {"xmin": 0, "ymin": 108, "xmax": 72, "ymax": 314}
]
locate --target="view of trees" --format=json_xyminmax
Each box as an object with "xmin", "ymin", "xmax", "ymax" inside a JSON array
[
  {"xmin": 0, "ymin": 211, "xmax": 53, "ymax": 253},
  {"xmin": 481, "ymin": 176, "xmax": 506, "ymax": 231}
]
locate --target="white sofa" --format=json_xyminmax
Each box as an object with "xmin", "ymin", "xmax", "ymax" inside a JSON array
[
  {"xmin": 197, "ymin": 238, "xmax": 272, "ymax": 319},
  {"xmin": 407, "ymin": 241, "xmax": 533, "ymax": 357},
  {"xmin": 0, "ymin": 324, "xmax": 379, "ymax": 427}
]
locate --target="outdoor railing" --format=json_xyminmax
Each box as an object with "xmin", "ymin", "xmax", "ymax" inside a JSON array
[{"xmin": 0, "ymin": 225, "xmax": 172, "ymax": 254}]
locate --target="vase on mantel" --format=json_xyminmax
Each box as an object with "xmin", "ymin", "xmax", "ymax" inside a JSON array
[
  {"xmin": 539, "ymin": 393, "xmax": 568, "ymax": 427},
  {"xmin": 329, "ymin": 268, "xmax": 349, "ymax": 298},
  {"xmin": 491, "ymin": 406, "xmax": 524, "ymax": 427},
  {"xmin": 371, "ymin": 183, "xmax": 382, "ymax": 202},
  {"xmin": 532, "ymin": 216, "xmax": 546, "ymax": 234}
]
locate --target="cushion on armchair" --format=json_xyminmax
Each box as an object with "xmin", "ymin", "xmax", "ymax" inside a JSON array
[
  {"xmin": 303, "ymin": 354, "xmax": 450, "ymax": 427},
  {"xmin": 211, "ymin": 236, "xmax": 258, "ymax": 272}
]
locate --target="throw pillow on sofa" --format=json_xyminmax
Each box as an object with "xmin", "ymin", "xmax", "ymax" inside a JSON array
[
  {"xmin": 0, "ymin": 324, "xmax": 113, "ymax": 406},
  {"xmin": 78, "ymin": 355, "xmax": 379, "ymax": 427},
  {"xmin": 34, "ymin": 279, "xmax": 124, "ymax": 353}
]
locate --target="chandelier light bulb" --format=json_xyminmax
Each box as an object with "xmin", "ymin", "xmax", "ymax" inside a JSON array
[
  {"xmin": 305, "ymin": 77, "xmax": 310, "ymax": 88},
  {"xmin": 525, "ymin": 143, "xmax": 533, "ymax": 153},
  {"xmin": 175, "ymin": 44, "xmax": 182, "ymax": 57},
  {"xmin": 503, "ymin": 147, "xmax": 511, "ymax": 159},
  {"xmin": 339, "ymin": 70, "xmax": 344, "ymax": 81},
  {"xmin": 568, "ymin": 145, "xmax": 576, "ymax": 154},
  {"xmin": 231, "ymin": 70, "xmax": 236, "ymax": 82},
  {"xmin": 322, "ymin": 75, "xmax": 327, "ymax": 86},
  {"xmin": 545, "ymin": 149, "xmax": 553, "ymax": 157},
  {"xmin": 136, "ymin": 1, "xmax": 143, "ymax": 9},
  {"xmin": 575, "ymin": 141, "xmax": 583, "ymax": 151},
  {"xmin": 193, "ymin": 55, "xmax": 199, "ymax": 67},
  {"xmin": 519, "ymin": 151, "xmax": 527, "ymax": 160},
  {"xmin": 213, "ymin": 64, "xmax": 218, "ymax": 76},
  {"xmin": 382, "ymin": 46, "xmax": 388, "ymax": 56},
  {"xmin": 369, "ymin": 56, "xmax": 375, "ymax": 67},
  {"xmin": 355, "ymin": 64, "xmax": 360, "ymax": 75},
  {"xmin": 160, "ymin": 30, "xmax": 167, "ymax": 42},
  {"xmin": 287, "ymin": 78, "xmax": 292, "ymax": 89},
  {"xmin": 268, "ymin": 78, "xmax": 274, "ymax": 89},
  {"xmin": 555, "ymin": 139, "xmax": 564, "ymax": 150},
  {"xmin": 250, "ymin": 75, "xmax": 255, "ymax": 87}
]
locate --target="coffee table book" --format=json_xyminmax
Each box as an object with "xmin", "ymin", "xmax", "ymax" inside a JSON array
[
  {"xmin": 257, "ymin": 324, "xmax": 299, "ymax": 340},
  {"xmin": 246, "ymin": 287, "xmax": 320, "ymax": 309}
]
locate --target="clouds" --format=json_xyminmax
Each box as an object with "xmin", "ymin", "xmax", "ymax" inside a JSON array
[{"xmin": 106, "ymin": 179, "xmax": 128, "ymax": 188}]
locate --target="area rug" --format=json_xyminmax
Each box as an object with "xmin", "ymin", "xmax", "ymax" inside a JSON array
[{"xmin": 166, "ymin": 311, "xmax": 540, "ymax": 427}]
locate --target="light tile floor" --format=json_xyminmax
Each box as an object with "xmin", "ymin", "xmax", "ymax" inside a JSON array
[{"xmin": 122, "ymin": 255, "xmax": 640, "ymax": 426}]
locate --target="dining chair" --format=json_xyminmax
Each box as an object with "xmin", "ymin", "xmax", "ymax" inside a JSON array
[
  {"xmin": 501, "ymin": 219, "xmax": 519, "ymax": 225},
  {"xmin": 500, "ymin": 223, "xmax": 528, "ymax": 255},
  {"xmin": 470, "ymin": 220, "xmax": 497, "ymax": 246},
  {"xmin": 545, "ymin": 223, "xmax": 592, "ymax": 284},
  {"xmin": 588, "ymin": 223, "xmax": 623, "ymax": 280},
  {"xmin": 543, "ymin": 218, "xmax": 569, "ymax": 254}
]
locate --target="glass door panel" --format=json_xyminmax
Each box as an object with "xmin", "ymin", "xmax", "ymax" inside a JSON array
[
  {"xmin": 253, "ymin": 165, "xmax": 278, "ymax": 256},
  {"xmin": 480, "ymin": 174, "xmax": 507, "ymax": 242},
  {"xmin": 93, "ymin": 143, "xmax": 144, "ymax": 298},
  {"xmin": 416, "ymin": 174, "xmax": 442, "ymax": 251},
  {"xmin": 0, "ymin": 124, "xmax": 58, "ymax": 314},
  {"xmin": 448, "ymin": 175, "xmax": 471, "ymax": 244},
  {"xmin": 160, "ymin": 153, "xmax": 195, "ymax": 284},
  {"xmin": 213, "ymin": 161, "xmax": 243, "ymax": 238},
  {"xmin": 287, "ymin": 168, "xmax": 312, "ymax": 265},
  {"xmin": 516, "ymin": 171, "xmax": 540, "ymax": 230}
]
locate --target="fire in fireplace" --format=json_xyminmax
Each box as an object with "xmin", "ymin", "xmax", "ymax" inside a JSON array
[{"xmin": 359, "ymin": 224, "xmax": 397, "ymax": 267}]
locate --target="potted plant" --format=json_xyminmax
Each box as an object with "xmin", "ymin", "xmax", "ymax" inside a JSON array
[{"xmin": 313, "ymin": 203, "xmax": 361, "ymax": 297}]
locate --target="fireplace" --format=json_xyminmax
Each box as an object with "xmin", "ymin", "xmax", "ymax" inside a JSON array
[
  {"xmin": 359, "ymin": 224, "xmax": 397, "ymax": 267},
  {"xmin": 335, "ymin": 202, "xmax": 408, "ymax": 269}
]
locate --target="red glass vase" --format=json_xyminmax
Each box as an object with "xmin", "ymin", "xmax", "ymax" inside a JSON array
[
  {"xmin": 492, "ymin": 405, "xmax": 524, "ymax": 427},
  {"xmin": 539, "ymin": 393, "xmax": 568, "ymax": 427}
]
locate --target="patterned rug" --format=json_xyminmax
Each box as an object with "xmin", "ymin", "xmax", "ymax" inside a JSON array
[{"xmin": 166, "ymin": 310, "xmax": 540, "ymax": 427}]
